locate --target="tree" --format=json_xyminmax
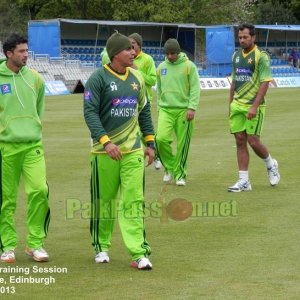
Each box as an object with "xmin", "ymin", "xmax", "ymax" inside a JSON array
[
  {"xmin": 252, "ymin": 0, "xmax": 299, "ymax": 24},
  {"xmin": 0, "ymin": 0, "xmax": 29, "ymax": 40},
  {"xmin": 1, "ymin": 0, "xmax": 300, "ymax": 42},
  {"xmin": 190, "ymin": 0, "xmax": 256, "ymax": 25},
  {"xmin": 290, "ymin": 0, "xmax": 300, "ymax": 22},
  {"xmin": 17, "ymin": 0, "xmax": 48, "ymax": 20}
]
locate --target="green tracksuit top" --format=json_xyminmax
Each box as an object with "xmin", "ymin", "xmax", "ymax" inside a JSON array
[
  {"xmin": 134, "ymin": 51, "xmax": 156, "ymax": 102},
  {"xmin": 101, "ymin": 48, "xmax": 110, "ymax": 65},
  {"xmin": 157, "ymin": 53, "xmax": 200, "ymax": 110},
  {"xmin": 0, "ymin": 58, "xmax": 45, "ymax": 142},
  {"xmin": 83, "ymin": 64, "xmax": 154, "ymax": 153}
]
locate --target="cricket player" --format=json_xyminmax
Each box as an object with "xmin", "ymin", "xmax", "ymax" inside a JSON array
[
  {"xmin": 228, "ymin": 23, "xmax": 280, "ymax": 192},
  {"xmin": 83, "ymin": 31, "xmax": 155, "ymax": 270},
  {"xmin": 155, "ymin": 38, "xmax": 200, "ymax": 186},
  {"xmin": 0, "ymin": 33, "xmax": 50, "ymax": 263}
]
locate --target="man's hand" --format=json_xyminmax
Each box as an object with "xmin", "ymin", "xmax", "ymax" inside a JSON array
[
  {"xmin": 104, "ymin": 143, "xmax": 122, "ymax": 160},
  {"xmin": 144, "ymin": 147, "xmax": 155, "ymax": 167},
  {"xmin": 247, "ymin": 106, "xmax": 258, "ymax": 120},
  {"xmin": 186, "ymin": 109, "xmax": 195, "ymax": 121}
]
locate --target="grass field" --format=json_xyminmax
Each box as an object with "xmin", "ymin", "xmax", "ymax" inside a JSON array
[{"xmin": 1, "ymin": 88, "xmax": 300, "ymax": 299}]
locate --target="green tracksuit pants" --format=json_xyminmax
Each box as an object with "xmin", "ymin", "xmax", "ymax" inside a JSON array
[
  {"xmin": 156, "ymin": 108, "xmax": 194, "ymax": 180},
  {"xmin": 90, "ymin": 150, "xmax": 151, "ymax": 261},
  {"xmin": 0, "ymin": 141, "xmax": 50, "ymax": 252}
]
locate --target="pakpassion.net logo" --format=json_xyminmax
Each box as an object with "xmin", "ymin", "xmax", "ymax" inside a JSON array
[{"xmin": 65, "ymin": 198, "xmax": 237, "ymax": 222}]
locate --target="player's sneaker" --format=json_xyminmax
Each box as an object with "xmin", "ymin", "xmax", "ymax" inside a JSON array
[
  {"xmin": 228, "ymin": 179, "xmax": 252, "ymax": 192},
  {"xmin": 176, "ymin": 178, "xmax": 186, "ymax": 186},
  {"xmin": 1, "ymin": 249, "xmax": 16, "ymax": 263},
  {"xmin": 267, "ymin": 159, "xmax": 280, "ymax": 186},
  {"xmin": 95, "ymin": 251, "xmax": 109, "ymax": 263},
  {"xmin": 163, "ymin": 172, "xmax": 172, "ymax": 182},
  {"xmin": 130, "ymin": 257, "xmax": 152, "ymax": 270},
  {"xmin": 25, "ymin": 247, "xmax": 49, "ymax": 262},
  {"xmin": 154, "ymin": 159, "xmax": 162, "ymax": 170}
]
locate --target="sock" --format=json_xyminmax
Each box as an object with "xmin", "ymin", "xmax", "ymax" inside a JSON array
[
  {"xmin": 239, "ymin": 170, "xmax": 249, "ymax": 182},
  {"xmin": 263, "ymin": 154, "xmax": 274, "ymax": 169}
]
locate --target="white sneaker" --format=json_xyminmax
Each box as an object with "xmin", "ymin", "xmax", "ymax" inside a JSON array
[
  {"xmin": 1, "ymin": 249, "xmax": 16, "ymax": 263},
  {"xmin": 267, "ymin": 159, "xmax": 280, "ymax": 186},
  {"xmin": 95, "ymin": 251, "xmax": 109, "ymax": 263},
  {"xmin": 25, "ymin": 247, "xmax": 49, "ymax": 262},
  {"xmin": 163, "ymin": 172, "xmax": 172, "ymax": 182},
  {"xmin": 176, "ymin": 178, "xmax": 186, "ymax": 186},
  {"xmin": 154, "ymin": 159, "xmax": 162, "ymax": 170},
  {"xmin": 131, "ymin": 257, "xmax": 152, "ymax": 270},
  {"xmin": 228, "ymin": 179, "xmax": 252, "ymax": 192}
]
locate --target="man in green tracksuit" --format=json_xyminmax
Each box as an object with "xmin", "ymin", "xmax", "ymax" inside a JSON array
[
  {"xmin": 128, "ymin": 33, "xmax": 162, "ymax": 170},
  {"xmin": 156, "ymin": 39, "xmax": 200, "ymax": 186},
  {"xmin": 0, "ymin": 33, "xmax": 50, "ymax": 263},
  {"xmin": 128, "ymin": 33, "xmax": 156, "ymax": 104},
  {"xmin": 84, "ymin": 32, "xmax": 155, "ymax": 270}
]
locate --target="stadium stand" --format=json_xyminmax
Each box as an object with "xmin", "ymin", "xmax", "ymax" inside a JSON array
[
  {"xmin": 1, "ymin": 36, "xmax": 299, "ymax": 93},
  {"xmin": 60, "ymin": 39, "xmax": 165, "ymax": 67}
]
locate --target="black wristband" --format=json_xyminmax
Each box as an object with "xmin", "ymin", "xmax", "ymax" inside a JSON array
[{"xmin": 146, "ymin": 142, "xmax": 156, "ymax": 150}]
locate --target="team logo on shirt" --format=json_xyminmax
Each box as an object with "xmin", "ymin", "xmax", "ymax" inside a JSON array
[
  {"xmin": 161, "ymin": 69, "xmax": 167, "ymax": 75},
  {"xmin": 235, "ymin": 56, "xmax": 240, "ymax": 63},
  {"xmin": 110, "ymin": 82, "xmax": 117, "ymax": 91},
  {"xmin": 84, "ymin": 90, "xmax": 92, "ymax": 101},
  {"xmin": 131, "ymin": 82, "xmax": 139, "ymax": 90},
  {"xmin": 247, "ymin": 58, "xmax": 253, "ymax": 64},
  {"xmin": 0, "ymin": 84, "xmax": 12, "ymax": 95}
]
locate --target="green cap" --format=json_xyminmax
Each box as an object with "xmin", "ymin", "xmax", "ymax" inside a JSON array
[
  {"xmin": 164, "ymin": 38, "xmax": 181, "ymax": 54},
  {"xmin": 106, "ymin": 31, "xmax": 132, "ymax": 59}
]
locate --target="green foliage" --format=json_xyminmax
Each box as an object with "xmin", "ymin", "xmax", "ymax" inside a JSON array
[
  {"xmin": 0, "ymin": 0, "xmax": 28, "ymax": 40},
  {"xmin": 0, "ymin": 0, "xmax": 299, "ymax": 41},
  {"xmin": 252, "ymin": 0, "xmax": 299, "ymax": 24},
  {"xmin": 291, "ymin": 0, "xmax": 300, "ymax": 21},
  {"xmin": 190, "ymin": 0, "xmax": 256, "ymax": 25}
]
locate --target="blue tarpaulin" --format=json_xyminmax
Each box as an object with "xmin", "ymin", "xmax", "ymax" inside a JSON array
[
  {"xmin": 205, "ymin": 26, "xmax": 234, "ymax": 76},
  {"xmin": 28, "ymin": 21, "xmax": 60, "ymax": 57}
]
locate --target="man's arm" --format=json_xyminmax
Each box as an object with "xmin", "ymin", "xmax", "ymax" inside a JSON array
[
  {"xmin": 138, "ymin": 57, "xmax": 157, "ymax": 87},
  {"xmin": 247, "ymin": 81, "xmax": 269, "ymax": 120},
  {"xmin": 247, "ymin": 51, "xmax": 272, "ymax": 119},
  {"xmin": 187, "ymin": 63, "xmax": 200, "ymax": 111},
  {"xmin": 83, "ymin": 85, "xmax": 107, "ymax": 143},
  {"xmin": 33, "ymin": 71, "xmax": 45, "ymax": 118},
  {"xmin": 186, "ymin": 63, "xmax": 200, "ymax": 121},
  {"xmin": 229, "ymin": 81, "xmax": 235, "ymax": 103}
]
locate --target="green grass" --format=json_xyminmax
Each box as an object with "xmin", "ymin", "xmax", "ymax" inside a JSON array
[{"xmin": 2, "ymin": 88, "xmax": 300, "ymax": 299}]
